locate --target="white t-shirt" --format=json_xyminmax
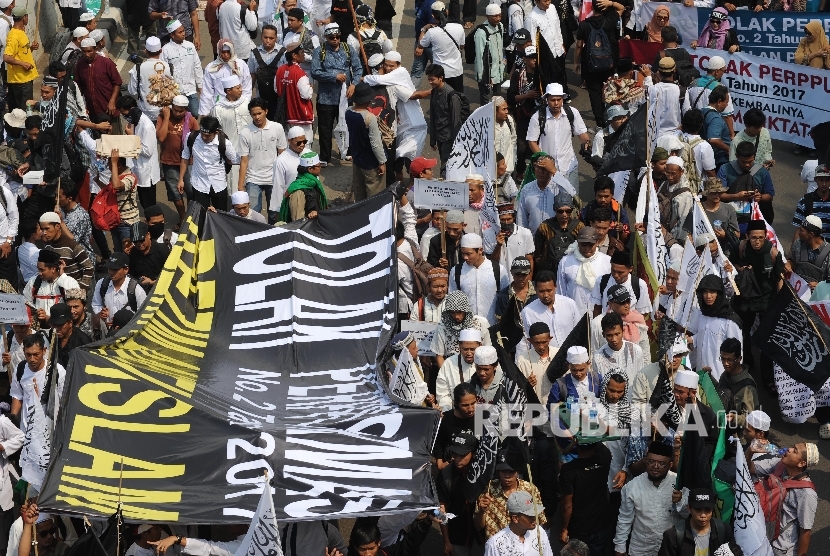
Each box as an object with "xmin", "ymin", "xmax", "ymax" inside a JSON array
[
  {"xmin": 526, "ymin": 107, "xmax": 587, "ymax": 175},
  {"xmin": 420, "ymin": 23, "xmax": 465, "ymax": 78},
  {"xmin": 238, "ymin": 121, "xmax": 287, "ymax": 185},
  {"xmin": 682, "ymin": 133, "xmax": 716, "ymax": 181}
]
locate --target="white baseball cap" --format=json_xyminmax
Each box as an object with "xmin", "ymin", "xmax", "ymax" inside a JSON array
[{"xmin": 544, "ymin": 83, "xmax": 565, "ymax": 97}]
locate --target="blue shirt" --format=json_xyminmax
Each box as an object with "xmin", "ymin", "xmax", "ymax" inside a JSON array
[
  {"xmin": 702, "ymin": 107, "xmax": 731, "ymax": 166},
  {"xmin": 415, "ymin": 0, "xmax": 436, "ymax": 31},
  {"xmin": 310, "ymin": 43, "xmax": 364, "ymax": 106},
  {"xmin": 793, "ymin": 191, "xmax": 830, "ymax": 241},
  {"xmin": 717, "ymin": 161, "xmax": 775, "ymax": 233}
]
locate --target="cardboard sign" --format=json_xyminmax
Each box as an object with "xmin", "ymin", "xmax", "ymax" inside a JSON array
[
  {"xmin": 0, "ymin": 294, "xmax": 29, "ymax": 324},
  {"xmin": 413, "ymin": 179, "xmax": 468, "ymax": 210},
  {"xmin": 401, "ymin": 320, "xmax": 438, "ymax": 357}
]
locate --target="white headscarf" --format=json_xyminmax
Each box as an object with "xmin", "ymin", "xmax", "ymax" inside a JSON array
[
  {"xmin": 565, "ymin": 241, "xmax": 602, "ymax": 290},
  {"xmin": 209, "ymin": 39, "xmax": 243, "ymax": 75}
]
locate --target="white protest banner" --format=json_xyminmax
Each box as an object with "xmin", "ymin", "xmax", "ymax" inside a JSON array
[
  {"xmin": 446, "ymin": 102, "xmax": 496, "ymax": 183},
  {"xmin": 689, "ymin": 48, "xmax": 830, "ymax": 147},
  {"xmin": 234, "ymin": 480, "xmax": 282, "ymax": 556},
  {"xmin": 413, "ymin": 179, "xmax": 468, "ymax": 210},
  {"xmin": 0, "ymin": 294, "xmax": 29, "ymax": 324},
  {"xmin": 789, "ymin": 272, "xmax": 813, "ymax": 301},
  {"xmin": 645, "ymin": 172, "xmax": 668, "ymax": 292},
  {"xmin": 401, "ymin": 320, "xmax": 438, "ymax": 356},
  {"xmin": 389, "ymin": 349, "xmax": 429, "ymax": 404},
  {"xmin": 733, "ymin": 446, "xmax": 775, "ymax": 556}
]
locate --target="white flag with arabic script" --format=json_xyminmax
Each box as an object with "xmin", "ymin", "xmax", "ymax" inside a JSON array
[{"xmin": 235, "ymin": 480, "xmax": 283, "ymax": 556}]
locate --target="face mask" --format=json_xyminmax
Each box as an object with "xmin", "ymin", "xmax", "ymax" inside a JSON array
[{"xmin": 148, "ymin": 223, "xmax": 165, "ymax": 240}]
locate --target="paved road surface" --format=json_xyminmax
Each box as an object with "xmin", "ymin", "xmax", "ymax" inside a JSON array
[{"xmin": 104, "ymin": 2, "xmax": 827, "ymax": 552}]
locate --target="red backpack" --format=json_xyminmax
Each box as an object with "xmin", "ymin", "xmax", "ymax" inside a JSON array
[
  {"xmin": 754, "ymin": 462, "xmax": 815, "ymax": 540},
  {"xmin": 90, "ymin": 184, "xmax": 121, "ymax": 231}
]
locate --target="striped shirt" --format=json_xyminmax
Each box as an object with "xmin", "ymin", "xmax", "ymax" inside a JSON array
[
  {"xmin": 793, "ymin": 191, "xmax": 830, "ymax": 241},
  {"xmin": 43, "ymin": 233, "xmax": 94, "ymax": 290}
]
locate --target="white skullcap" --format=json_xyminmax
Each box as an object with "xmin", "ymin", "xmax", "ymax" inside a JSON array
[
  {"xmin": 566, "ymin": 346, "xmax": 589, "ymax": 364},
  {"xmin": 90, "ymin": 29, "xmax": 104, "ymax": 42},
  {"xmin": 666, "ymin": 156, "xmax": 684, "ymax": 169},
  {"xmin": 172, "ymin": 95, "xmax": 189, "ymax": 107},
  {"xmin": 231, "ymin": 191, "xmax": 250, "ymax": 205},
  {"xmin": 368, "ymin": 53, "xmax": 384, "ymax": 68},
  {"xmin": 35, "ymin": 513, "xmax": 53, "ymax": 525},
  {"xmin": 694, "ymin": 232, "xmax": 715, "ymax": 248},
  {"xmin": 458, "ymin": 328, "xmax": 482, "ymax": 343},
  {"xmin": 466, "ymin": 173, "xmax": 485, "ymax": 183},
  {"xmin": 707, "ymin": 55, "xmax": 726, "ymax": 70},
  {"xmin": 806, "ymin": 442, "xmax": 820, "ymax": 468},
  {"xmin": 445, "ymin": 210, "xmax": 465, "ymax": 224},
  {"xmin": 221, "ymin": 74, "xmax": 241, "ymax": 89},
  {"xmin": 460, "ymin": 234, "xmax": 483, "ymax": 249},
  {"xmin": 167, "ymin": 18, "xmax": 183, "ymax": 33},
  {"xmin": 746, "ymin": 410, "xmax": 771, "ymax": 432},
  {"xmin": 79, "ymin": 11, "xmax": 95, "ymax": 21},
  {"xmin": 485, "ymin": 3, "xmax": 501, "ymax": 15},
  {"xmin": 73, "ymin": 26, "xmax": 89, "ymax": 38},
  {"xmin": 385, "ymin": 51, "xmax": 402, "ymax": 62},
  {"xmin": 669, "ymin": 335, "xmax": 689, "ymax": 357},
  {"xmin": 145, "ymin": 36, "xmax": 161, "ymax": 52},
  {"xmin": 39, "ymin": 211, "xmax": 61, "ymax": 224},
  {"xmin": 80, "ymin": 37, "xmax": 96, "ymax": 48},
  {"xmin": 299, "ymin": 152, "xmax": 320, "ymax": 167},
  {"xmin": 805, "ymin": 214, "xmax": 823, "ymax": 230},
  {"xmin": 474, "ymin": 345, "xmax": 498, "ymax": 365},
  {"xmin": 675, "ymin": 369, "xmax": 699, "ymax": 389},
  {"xmin": 287, "ymin": 126, "xmax": 306, "ymax": 140},
  {"xmin": 0, "ymin": 0, "xmax": 14, "ymax": 8}
]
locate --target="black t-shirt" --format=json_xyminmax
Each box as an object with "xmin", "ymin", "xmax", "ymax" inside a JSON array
[
  {"xmin": 576, "ymin": 12, "xmax": 620, "ymax": 69},
  {"xmin": 435, "ymin": 465, "xmax": 477, "ymax": 546},
  {"xmin": 432, "ymin": 409, "xmax": 475, "ymax": 460},
  {"xmin": 129, "ymin": 241, "xmax": 170, "ymax": 291},
  {"xmin": 559, "ymin": 443, "xmax": 613, "ymax": 536},
  {"xmin": 58, "ymin": 326, "xmax": 93, "ymax": 368}
]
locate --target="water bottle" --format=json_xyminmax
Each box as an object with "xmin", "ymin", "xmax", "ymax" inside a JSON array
[
  {"xmin": 588, "ymin": 401, "xmax": 599, "ymax": 433},
  {"xmin": 750, "ymin": 439, "xmax": 787, "ymax": 457},
  {"xmin": 713, "ymin": 219, "xmax": 722, "ymax": 231},
  {"xmin": 568, "ymin": 396, "xmax": 579, "ymax": 426}
]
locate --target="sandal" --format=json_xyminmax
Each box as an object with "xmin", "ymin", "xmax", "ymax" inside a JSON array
[{"xmin": 820, "ymin": 423, "xmax": 830, "ymax": 440}]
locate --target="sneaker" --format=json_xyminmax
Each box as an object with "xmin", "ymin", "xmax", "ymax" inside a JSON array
[
  {"xmin": 821, "ymin": 423, "xmax": 830, "ymax": 440},
  {"xmin": 319, "ymin": 161, "xmax": 328, "ymax": 167}
]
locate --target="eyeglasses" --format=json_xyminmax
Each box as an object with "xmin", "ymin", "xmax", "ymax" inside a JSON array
[
  {"xmin": 645, "ymin": 459, "xmax": 670, "ymax": 468},
  {"xmin": 294, "ymin": 139, "xmax": 308, "ymax": 145},
  {"xmin": 656, "ymin": 15, "xmax": 669, "ymax": 20},
  {"xmin": 326, "ymin": 35, "xmax": 341, "ymax": 40},
  {"xmin": 38, "ymin": 528, "xmax": 56, "ymax": 539},
  {"xmin": 556, "ymin": 208, "xmax": 572, "ymax": 214},
  {"xmin": 748, "ymin": 236, "xmax": 766, "ymax": 242},
  {"xmin": 719, "ymin": 356, "xmax": 739, "ymax": 364}
]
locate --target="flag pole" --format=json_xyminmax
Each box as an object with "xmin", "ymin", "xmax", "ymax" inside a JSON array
[
  {"xmin": 694, "ymin": 198, "xmax": 740, "ymax": 295},
  {"xmin": 782, "ymin": 276, "xmax": 830, "ymax": 353},
  {"xmin": 25, "ymin": 483, "xmax": 37, "ymax": 556},
  {"xmin": 525, "ymin": 464, "xmax": 544, "ymax": 556},
  {"xmin": 1, "ymin": 324, "xmax": 11, "ymax": 386},
  {"xmin": 347, "ymin": 0, "xmax": 370, "ymax": 72},
  {"xmin": 440, "ymin": 213, "xmax": 446, "ymax": 259},
  {"xmin": 116, "ymin": 458, "xmax": 123, "ymax": 556}
]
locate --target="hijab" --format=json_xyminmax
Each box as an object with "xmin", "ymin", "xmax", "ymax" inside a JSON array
[
  {"xmin": 697, "ymin": 8, "xmax": 731, "ymax": 51},
  {"xmin": 441, "ymin": 291, "xmax": 475, "ymax": 355},
  {"xmin": 646, "ymin": 6, "xmax": 669, "ymax": 43},
  {"xmin": 599, "ymin": 372, "xmax": 632, "ymax": 430},
  {"xmin": 209, "ymin": 39, "xmax": 243, "ymax": 75},
  {"xmin": 799, "ymin": 20, "xmax": 830, "ymax": 68},
  {"xmin": 696, "ymin": 274, "xmax": 742, "ymax": 326}
]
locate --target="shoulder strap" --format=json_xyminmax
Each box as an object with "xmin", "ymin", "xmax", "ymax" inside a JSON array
[
  {"xmin": 127, "ymin": 278, "xmax": 138, "ymax": 312},
  {"xmin": 271, "ymin": 48, "xmax": 286, "ymax": 68},
  {"xmin": 492, "ymin": 260, "xmax": 500, "ymax": 288},
  {"xmin": 714, "ymin": 520, "xmax": 725, "ymax": 544},
  {"xmin": 440, "ymin": 25, "xmax": 461, "ymax": 49},
  {"xmin": 538, "ymin": 106, "xmax": 547, "ymax": 136},
  {"xmin": 556, "ymin": 376, "xmax": 567, "ymax": 401},
  {"xmin": 631, "ymin": 278, "xmax": 641, "ymax": 301},
  {"xmin": 252, "ymin": 47, "xmax": 265, "ymax": 66},
  {"xmin": 99, "ymin": 276, "xmax": 111, "ymax": 304},
  {"xmin": 0, "ymin": 186, "xmax": 8, "ymax": 214},
  {"xmin": 564, "ymin": 105, "xmax": 576, "ymax": 135},
  {"xmin": 186, "ymin": 129, "xmax": 198, "ymax": 150},
  {"xmin": 693, "ymin": 76, "xmax": 716, "ymax": 106},
  {"xmin": 136, "ymin": 62, "xmax": 142, "ymax": 101},
  {"xmin": 600, "ymin": 274, "xmax": 610, "ymax": 297},
  {"xmin": 748, "ymin": 163, "xmax": 762, "ymax": 177},
  {"xmin": 15, "ymin": 360, "xmax": 25, "ymax": 383},
  {"xmin": 454, "ymin": 263, "xmax": 462, "ymax": 290},
  {"xmin": 32, "ymin": 275, "xmax": 42, "ymax": 299},
  {"xmin": 218, "ymin": 132, "xmax": 228, "ymax": 163},
  {"xmin": 418, "ymin": 297, "xmax": 425, "ymax": 320}
]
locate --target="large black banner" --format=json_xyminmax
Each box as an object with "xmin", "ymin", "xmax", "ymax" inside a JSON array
[{"xmin": 39, "ymin": 193, "xmax": 440, "ymax": 523}]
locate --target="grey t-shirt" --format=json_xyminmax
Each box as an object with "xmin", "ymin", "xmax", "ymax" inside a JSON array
[{"xmin": 754, "ymin": 458, "xmax": 818, "ymax": 556}]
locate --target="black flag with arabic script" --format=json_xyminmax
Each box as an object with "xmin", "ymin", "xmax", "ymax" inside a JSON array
[
  {"xmin": 38, "ymin": 193, "xmax": 440, "ymax": 523},
  {"xmin": 598, "ymin": 102, "xmax": 647, "ymax": 176},
  {"xmin": 545, "ymin": 312, "xmax": 590, "ymax": 385},
  {"xmin": 752, "ymin": 283, "xmax": 830, "ymax": 393}
]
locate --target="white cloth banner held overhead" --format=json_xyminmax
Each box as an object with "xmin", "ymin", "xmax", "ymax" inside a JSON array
[
  {"xmin": 446, "ymin": 102, "xmax": 496, "ymax": 183},
  {"xmin": 733, "ymin": 443, "xmax": 775, "ymax": 556},
  {"xmin": 235, "ymin": 479, "xmax": 283, "ymax": 556},
  {"xmin": 645, "ymin": 171, "xmax": 668, "ymax": 292},
  {"xmin": 389, "ymin": 349, "xmax": 429, "ymax": 404}
]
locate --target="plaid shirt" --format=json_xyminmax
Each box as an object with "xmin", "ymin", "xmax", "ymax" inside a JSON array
[{"xmin": 475, "ymin": 479, "xmax": 547, "ymax": 540}]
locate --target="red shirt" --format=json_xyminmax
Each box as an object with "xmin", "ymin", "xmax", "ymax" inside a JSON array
[
  {"xmin": 275, "ymin": 63, "xmax": 313, "ymax": 125},
  {"xmin": 75, "ymin": 55, "xmax": 122, "ymax": 117}
]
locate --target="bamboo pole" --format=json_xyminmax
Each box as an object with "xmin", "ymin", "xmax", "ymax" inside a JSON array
[
  {"xmin": 347, "ymin": 0, "xmax": 370, "ymax": 72},
  {"xmin": 525, "ymin": 464, "xmax": 543, "ymax": 556},
  {"xmin": 1, "ymin": 324, "xmax": 11, "ymax": 386}
]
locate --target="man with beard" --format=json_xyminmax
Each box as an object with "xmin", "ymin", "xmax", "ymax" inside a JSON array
[
  {"xmin": 157, "ymin": 96, "xmax": 198, "ymax": 227},
  {"xmin": 429, "ymin": 291, "xmax": 492, "ymax": 368},
  {"xmin": 557, "ymin": 226, "xmax": 611, "ymax": 311},
  {"xmin": 427, "ymin": 210, "xmax": 466, "ymax": 269},
  {"xmin": 614, "ymin": 442, "xmax": 686, "ymax": 556},
  {"xmin": 436, "ymin": 329, "xmax": 480, "ymax": 411}
]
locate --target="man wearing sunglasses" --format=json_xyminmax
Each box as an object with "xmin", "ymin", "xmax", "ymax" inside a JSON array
[
  {"xmin": 272, "ymin": 126, "xmax": 311, "ymax": 211},
  {"xmin": 19, "ymin": 507, "xmax": 68, "ymax": 556}
]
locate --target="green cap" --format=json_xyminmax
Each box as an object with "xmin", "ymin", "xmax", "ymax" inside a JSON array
[
  {"xmin": 11, "ymin": 6, "xmax": 27, "ymax": 17},
  {"xmin": 651, "ymin": 147, "xmax": 669, "ymax": 162}
]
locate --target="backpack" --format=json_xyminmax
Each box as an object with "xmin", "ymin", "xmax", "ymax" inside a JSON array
[
  {"xmin": 397, "ymin": 238, "xmax": 433, "ymax": 302},
  {"xmin": 99, "ymin": 276, "xmax": 139, "ymax": 313},
  {"xmin": 543, "ymin": 219, "xmax": 580, "ymax": 272},
  {"xmin": 599, "ymin": 273, "xmax": 640, "ymax": 305},
  {"xmin": 679, "ymin": 137, "xmax": 704, "ymax": 194},
  {"xmin": 0, "ymin": 145, "xmax": 25, "ymax": 177},
  {"xmin": 61, "ymin": 47, "xmax": 82, "ymax": 80},
  {"xmin": 586, "ymin": 22, "xmax": 614, "ymax": 73},
  {"xmin": 90, "ymin": 174, "xmax": 136, "ymax": 231},
  {"xmin": 754, "ymin": 462, "xmax": 816, "ymax": 541},
  {"xmin": 448, "ymin": 90, "xmax": 471, "ymax": 126},
  {"xmin": 353, "ymin": 29, "xmax": 384, "ymax": 60},
  {"xmin": 715, "ymin": 374, "xmax": 756, "ymax": 417},
  {"xmin": 252, "ymin": 47, "xmax": 285, "ymax": 103},
  {"xmin": 657, "ymin": 182, "xmax": 691, "ymax": 231},
  {"xmin": 676, "ymin": 60, "xmax": 700, "ymax": 88},
  {"xmin": 464, "ymin": 24, "xmax": 500, "ymax": 78},
  {"xmin": 187, "ymin": 129, "xmax": 233, "ymax": 174},
  {"xmin": 454, "ymin": 259, "xmax": 501, "ymax": 291},
  {"xmin": 537, "ymin": 104, "xmax": 576, "ymax": 137},
  {"xmin": 240, "ymin": 3, "xmax": 258, "ymax": 40}
]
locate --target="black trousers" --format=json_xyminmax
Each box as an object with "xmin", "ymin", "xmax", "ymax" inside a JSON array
[
  {"xmin": 191, "ymin": 188, "xmax": 228, "ymax": 211},
  {"xmin": 445, "ymin": 75, "xmax": 464, "ymax": 95},
  {"xmin": 583, "ymin": 69, "xmax": 613, "ymax": 127},
  {"xmin": 138, "ymin": 186, "xmax": 157, "ymax": 210},
  {"xmin": 531, "ymin": 437, "xmax": 559, "ymax": 514},
  {"xmin": 7, "ymin": 81, "xmax": 32, "ymax": 112},
  {"xmin": 515, "ymin": 117, "xmax": 531, "ymax": 178},
  {"xmin": 462, "ymin": 0, "xmax": 477, "ymax": 22},
  {"xmin": 316, "ymin": 103, "xmax": 339, "ymax": 164},
  {"xmin": 59, "ymin": 6, "xmax": 80, "ymax": 29},
  {"xmin": 736, "ymin": 308, "xmax": 775, "ymax": 386}
]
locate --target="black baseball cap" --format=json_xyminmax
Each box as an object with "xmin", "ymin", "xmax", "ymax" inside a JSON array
[
  {"xmin": 49, "ymin": 303, "xmax": 72, "ymax": 325},
  {"xmin": 130, "ymin": 221, "xmax": 149, "ymax": 243},
  {"xmin": 495, "ymin": 452, "xmax": 515, "ymax": 472},
  {"xmin": 607, "ymin": 284, "xmax": 631, "ymax": 304},
  {"xmin": 688, "ymin": 488, "xmax": 717, "ymax": 509},
  {"xmin": 447, "ymin": 432, "xmax": 478, "ymax": 455},
  {"xmin": 105, "ymin": 252, "xmax": 130, "ymax": 270},
  {"xmin": 513, "ymin": 28, "xmax": 530, "ymax": 43}
]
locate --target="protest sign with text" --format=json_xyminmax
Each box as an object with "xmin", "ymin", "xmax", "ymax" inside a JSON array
[
  {"xmin": 413, "ymin": 179, "xmax": 468, "ymax": 210},
  {"xmin": 0, "ymin": 294, "xmax": 29, "ymax": 324},
  {"xmin": 401, "ymin": 320, "xmax": 438, "ymax": 356}
]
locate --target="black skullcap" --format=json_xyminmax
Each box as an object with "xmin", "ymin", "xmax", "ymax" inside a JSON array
[
  {"xmin": 647, "ymin": 441, "xmax": 673, "ymax": 458},
  {"xmin": 610, "ymin": 250, "xmax": 632, "ymax": 267},
  {"xmin": 746, "ymin": 219, "xmax": 766, "ymax": 232}
]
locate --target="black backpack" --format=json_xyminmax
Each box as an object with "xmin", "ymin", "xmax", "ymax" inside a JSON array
[
  {"xmin": 240, "ymin": 3, "xmax": 257, "ymax": 40},
  {"xmin": 464, "ymin": 23, "xmax": 500, "ymax": 72},
  {"xmin": 537, "ymin": 104, "xmax": 576, "ymax": 137},
  {"xmin": 61, "ymin": 47, "xmax": 82, "ymax": 81},
  {"xmin": 454, "ymin": 259, "xmax": 501, "ymax": 291},
  {"xmin": 186, "ymin": 129, "xmax": 233, "ymax": 174},
  {"xmin": 587, "ymin": 22, "xmax": 614, "ymax": 73},
  {"xmin": 716, "ymin": 375, "xmax": 757, "ymax": 417},
  {"xmin": 251, "ymin": 47, "xmax": 285, "ymax": 103},
  {"xmin": 598, "ymin": 273, "xmax": 640, "ymax": 305},
  {"xmin": 98, "ymin": 276, "xmax": 139, "ymax": 313},
  {"xmin": 354, "ymin": 29, "xmax": 384, "ymax": 60},
  {"xmin": 63, "ymin": 141, "xmax": 86, "ymax": 185},
  {"xmin": 448, "ymin": 90, "xmax": 471, "ymax": 125}
]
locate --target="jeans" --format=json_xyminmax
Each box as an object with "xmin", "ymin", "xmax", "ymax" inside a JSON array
[
  {"xmin": 111, "ymin": 223, "xmax": 132, "ymax": 252},
  {"xmin": 316, "ymin": 103, "xmax": 340, "ymax": 164},
  {"xmin": 246, "ymin": 182, "xmax": 272, "ymax": 215},
  {"xmin": 187, "ymin": 94, "xmax": 199, "ymax": 118},
  {"xmin": 411, "ymin": 46, "xmax": 433, "ymax": 82}
]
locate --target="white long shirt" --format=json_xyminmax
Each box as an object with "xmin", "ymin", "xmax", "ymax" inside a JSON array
[
  {"xmin": 210, "ymin": 96, "xmax": 252, "ymax": 190},
  {"xmin": 436, "ymin": 353, "xmax": 475, "ymax": 411},
  {"xmin": 526, "ymin": 107, "xmax": 587, "ymax": 176},
  {"xmin": 363, "ymin": 68, "xmax": 427, "ymax": 160},
  {"xmin": 271, "ymin": 148, "xmax": 304, "ymax": 209},
  {"xmin": 0, "ymin": 415, "xmax": 23, "ymax": 511},
  {"xmin": 128, "ymin": 58, "xmax": 173, "ymax": 121},
  {"xmin": 484, "ymin": 224, "xmax": 534, "ymax": 272},
  {"xmin": 495, "ymin": 117, "xmax": 518, "ymax": 173},
  {"xmin": 218, "ymin": 0, "xmax": 258, "ymax": 60},
  {"xmin": 200, "ymin": 62, "xmax": 253, "ymax": 116},
  {"xmin": 160, "ymin": 40, "xmax": 203, "ymax": 96},
  {"xmin": 484, "ymin": 526, "xmax": 554, "ymax": 556},
  {"xmin": 614, "ymin": 472, "xmax": 687, "ymax": 556},
  {"xmin": 651, "ymin": 81, "xmax": 681, "ymax": 136},
  {"xmin": 133, "ymin": 114, "xmax": 161, "ymax": 188},
  {"xmin": 524, "ymin": 6, "xmax": 564, "ymax": 57},
  {"xmin": 91, "ymin": 276, "xmax": 148, "ymax": 318},
  {"xmin": 687, "ymin": 309, "xmax": 742, "ymax": 382},
  {"xmin": 0, "ymin": 185, "xmax": 18, "ymax": 239},
  {"xmin": 520, "ymin": 296, "xmax": 581, "ymax": 346},
  {"xmin": 449, "ymin": 259, "xmax": 510, "ymax": 325},
  {"xmin": 182, "ymin": 133, "xmax": 241, "ymax": 194},
  {"xmin": 556, "ymin": 251, "xmax": 612, "ymax": 312},
  {"xmin": 420, "ymin": 23, "xmax": 465, "ymax": 78}
]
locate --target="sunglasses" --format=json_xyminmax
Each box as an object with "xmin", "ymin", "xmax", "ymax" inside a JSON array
[
  {"xmin": 656, "ymin": 15, "xmax": 668, "ymax": 20},
  {"xmin": 556, "ymin": 208, "xmax": 572, "ymax": 214},
  {"xmin": 326, "ymin": 35, "xmax": 341, "ymax": 40},
  {"xmin": 294, "ymin": 139, "xmax": 308, "ymax": 145},
  {"xmin": 38, "ymin": 528, "xmax": 56, "ymax": 539},
  {"xmin": 710, "ymin": 18, "xmax": 722, "ymax": 23}
]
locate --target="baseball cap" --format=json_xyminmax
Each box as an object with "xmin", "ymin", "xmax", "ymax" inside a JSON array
[
  {"xmin": 511, "ymin": 257, "xmax": 531, "ymax": 274},
  {"xmin": 432, "ymin": 1, "xmax": 446, "ymax": 10},
  {"xmin": 513, "ymin": 28, "xmax": 530, "ymax": 43},
  {"xmin": 815, "ymin": 164, "xmax": 830, "ymax": 177},
  {"xmin": 507, "ymin": 491, "xmax": 543, "ymax": 516},
  {"xmin": 130, "ymin": 222, "xmax": 149, "ymax": 243},
  {"xmin": 607, "ymin": 284, "xmax": 631, "ymax": 304},
  {"xmin": 409, "ymin": 157, "xmax": 438, "ymax": 176},
  {"xmin": 11, "ymin": 6, "xmax": 26, "ymax": 17},
  {"xmin": 447, "ymin": 432, "xmax": 478, "ymax": 455},
  {"xmin": 105, "ymin": 252, "xmax": 130, "ymax": 270},
  {"xmin": 688, "ymin": 488, "xmax": 717, "ymax": 509},
  {"xmin": 495, "ymin": 452, "xmax": 515, "ymax": 472},
  {"xmin": 49, "ymin": 303, "xmax": 72, "ymax": 326}
]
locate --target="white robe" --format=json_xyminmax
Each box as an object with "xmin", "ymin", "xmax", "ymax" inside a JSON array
[
  {"xmin": 210, "ymin": 95, "xmax": 253, "ymax": 191},
  {"xmin": 687, "ymin": 309, "xmax": 742, "ymax": 381},
  {"xmin": 363, "ymin": 68, "xmax": 428, "ymax": 160}
]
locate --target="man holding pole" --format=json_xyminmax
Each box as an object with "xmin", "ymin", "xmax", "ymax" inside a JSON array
[{"xmin": 483, "ymin": 491, "xmax": 553, "ymax": 556}]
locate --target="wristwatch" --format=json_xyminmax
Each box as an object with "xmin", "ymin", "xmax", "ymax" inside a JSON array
[{"xmin": 174, "ymin": 537, "xmax": 183, "ymax": 545}]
